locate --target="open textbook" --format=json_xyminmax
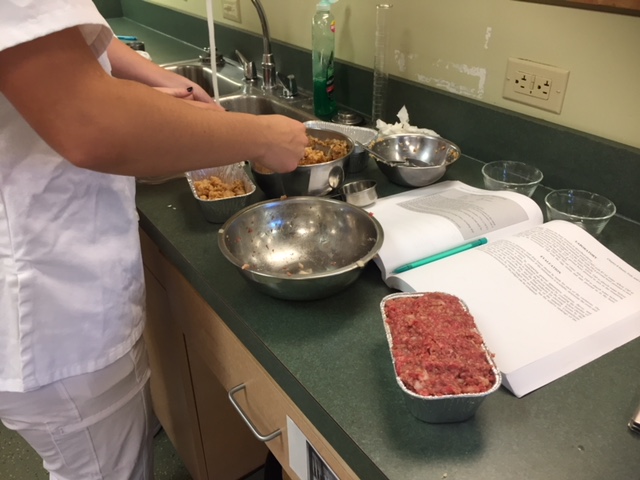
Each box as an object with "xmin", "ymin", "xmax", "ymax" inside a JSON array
[{"xmin": 368, "ymin": 181, "xmax": 640, "ymax": 397}]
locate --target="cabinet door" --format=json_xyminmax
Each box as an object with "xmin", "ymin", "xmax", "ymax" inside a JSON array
[
  {"xmin": 143, "ymin": 264, "xmax": 208, "ymax": 480},
  {"xmin": 162, "ymin": 259, "xmax": 358, "ymax": 480},
  {"xmin": 188, "ymin": 340, "xmax": 269, "ymax": 479},
  {"xmin": 141, "ymin": 231, "xmax": 267, "ymax": 479}
]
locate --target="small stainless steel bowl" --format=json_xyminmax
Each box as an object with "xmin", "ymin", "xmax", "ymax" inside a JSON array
[
  {"xmin": 251, "ymin": 127, "xmax": 354, "ymax": 198},
  {"xmin": 186, "ymin": 164, "xmax": 256, "ymax": 223},
  {"xmin": 340, "ymin": 180, "xmax": 377, "ymax": 207},
  {"xmin": 218, "ymin": 197, "xmax": 384, "ymax": 300},
  {"xmin": 371, "ymin": 133, "xmax": 461, "ymax": 188}
]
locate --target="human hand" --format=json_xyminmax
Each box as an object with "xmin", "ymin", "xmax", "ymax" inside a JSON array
[
  {"xmin": 153, "ymin": 87, "xmax": 225, "ymax": 111},
  {"xmin": 251, "ymin": 115, "xmax": 307, "ymax": 173},
  {"xmin": 183, "ymin": 82, "xmax": 215, "ymax": 104},
  {"xmin": 154, "ymin": 86, "xmax": 195, "ymax": 100},
  {"xmin": 182, "ymin": 99, "xmax": 226, "ymax": 112},
  {"xmin": 161, "ymin": 81, "xmax": 215, "ymax": 103},
  {"xmin": 107, "ymin": 39, "xmax": 218, "ymax": 105}
]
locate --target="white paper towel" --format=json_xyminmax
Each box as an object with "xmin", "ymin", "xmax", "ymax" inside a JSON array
[{"xmin": 375, "ymin": 106, "xmax": 439, "ymax": 137}]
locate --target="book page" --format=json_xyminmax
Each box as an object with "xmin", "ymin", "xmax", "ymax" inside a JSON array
[
  {"xmin": 368, "ymin": 181, "xmax": 543, "ymax": 277},
  {"xmin": 388, "ymin": 220, "xmax": 640, "ymax": 397}
]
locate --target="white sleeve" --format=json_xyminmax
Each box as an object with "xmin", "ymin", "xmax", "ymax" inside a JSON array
[{"xmin": 0, "ymin": 0, "xmax": 113, "ymax": 58}]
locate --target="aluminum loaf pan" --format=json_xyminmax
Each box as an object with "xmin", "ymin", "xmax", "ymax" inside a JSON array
[
  {"xmin": 186, "ymin": 163, "xmax": 256, "ymax": 224},
  {"xmin": 380, "ymin": 292, "xmax": 502, "ymax": 423}
]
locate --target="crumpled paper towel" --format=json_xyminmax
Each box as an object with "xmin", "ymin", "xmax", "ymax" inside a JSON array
[{"xmin": 375, "ymin": 106, "xmax": 439, "ymax": 137}]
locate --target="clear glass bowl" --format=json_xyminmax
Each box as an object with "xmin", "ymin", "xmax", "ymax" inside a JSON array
[
  {"xmin": 481, "ymin": 161, "xmax": 543, "ymax": 197},
  {"xmin": 544, "ymin": 189, "xmax": 616, "ymax": 236}
]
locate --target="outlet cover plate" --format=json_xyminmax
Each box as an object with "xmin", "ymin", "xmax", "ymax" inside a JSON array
[
  {"xmin": 503, "ymin": 57, "xmax": 570, "ymax": 114},
  {"xmin": 222, "ymin": 0, "xmax": 241, "ymax": 22}
]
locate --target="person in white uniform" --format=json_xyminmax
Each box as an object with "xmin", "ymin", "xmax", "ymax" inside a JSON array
[{"xmin": 0, "ymin": 1, "xmax": 307, "ymax": 479}]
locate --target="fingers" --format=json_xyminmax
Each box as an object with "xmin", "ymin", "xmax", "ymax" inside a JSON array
[
  {"xmin": 153, "ymin": 86, "xmax": 195, "ymax": 100},
  {"xmin": 187, "ymin": 83, "xmax": 215, "ymax": 103},
  {"xmin": 253, "ymin": 116, "xmax": 307, "ymax": 173},
  {"xmin": 152, "ymin": 86, "xmax": 225, "ymax": 111},
  {"xmin": 182, "ymin": 100, "xmax": 226, "ymax": 111}
]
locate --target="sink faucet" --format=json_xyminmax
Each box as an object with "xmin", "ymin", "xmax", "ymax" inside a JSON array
[
  {"xmin": 250, "ymin": 0, "xmax": 277, "ymax": 91},
  {"xmin": 235, "ymin": 49, "xmax": 257, "ymax": 83}
]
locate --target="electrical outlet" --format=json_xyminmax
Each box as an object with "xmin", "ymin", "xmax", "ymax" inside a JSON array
[
  {"xmin": 532, "ymin": 75, "xmax": 551, "ymax": 100},
  {"xmin": 503, "ymin": 58, "xmax": 570, "ymax": 114},
  {"xmin": 222, "ymin": 0, "xmax": 241, "ymax": 22},
  {"xmin": 514, "ymin": 71, "xmax": 534, "ymax": 94}
]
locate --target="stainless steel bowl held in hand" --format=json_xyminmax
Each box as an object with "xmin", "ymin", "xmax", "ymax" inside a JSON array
[{"xmin": 250, "ymin": 127, "xmax": 354, "ymax": 198}]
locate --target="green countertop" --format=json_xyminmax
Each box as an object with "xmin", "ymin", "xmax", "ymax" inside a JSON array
[{"xmin": 136, "ymin": 156, "xmax": 640, "ymax": 480}]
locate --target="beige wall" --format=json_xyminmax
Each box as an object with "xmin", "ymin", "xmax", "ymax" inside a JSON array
[{"xmin": 147, "ymin": 0, "xmax": 640, "ymax": 149}]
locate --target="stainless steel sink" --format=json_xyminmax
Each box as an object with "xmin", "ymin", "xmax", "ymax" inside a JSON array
[
  {"xmin": 219, "ymin": 94, "xmax": 316, "ymax": 122},
  {"xmin": 163, "ymin": 57, "xmax": 318, "ymax": 122},
  {"xmin": 162, "ymin": 60, "xmax": 244, "ymax": 97}
]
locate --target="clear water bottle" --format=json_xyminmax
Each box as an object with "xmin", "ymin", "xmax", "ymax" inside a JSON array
[{"xmin": 312, "ymin": 0, "xmax": 339, "ymax": 119}]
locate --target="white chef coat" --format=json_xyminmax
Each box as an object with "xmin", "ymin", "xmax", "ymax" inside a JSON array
[{"xmin": 0, "ymin": 0, "xmax": 146, "ymax": 392}]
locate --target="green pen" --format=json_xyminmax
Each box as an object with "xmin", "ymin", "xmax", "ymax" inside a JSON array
[{"xmin": 393, "ymin": 237, "xmax": 488, "ymax": 274}]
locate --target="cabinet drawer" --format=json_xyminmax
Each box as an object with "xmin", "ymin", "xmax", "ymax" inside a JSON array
[{"xmin": 162, "ymin": 259, "xmax": 358, "ymax": 480}]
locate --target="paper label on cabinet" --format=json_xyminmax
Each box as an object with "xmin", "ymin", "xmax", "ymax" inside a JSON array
[{"xmin": 287, "ymin": 416, "xmax": 339, "ymax": 479}]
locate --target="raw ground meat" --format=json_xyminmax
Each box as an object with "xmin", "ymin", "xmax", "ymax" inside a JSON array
[{"xmin": 383, "ymin": 292, "xmax": 496, "ymax": 397}]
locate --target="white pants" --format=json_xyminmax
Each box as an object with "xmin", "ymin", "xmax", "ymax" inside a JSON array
[{"xmin": 0, "ymin": 337, "xmax": 154, "ymax": 480}]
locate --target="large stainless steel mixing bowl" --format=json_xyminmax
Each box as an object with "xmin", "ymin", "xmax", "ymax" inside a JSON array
[{"xmin": 217, "ymin": 197, "xmax": 384, "ymax": 300}]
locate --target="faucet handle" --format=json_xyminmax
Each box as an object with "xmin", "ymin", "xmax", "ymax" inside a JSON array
[
  {"xmin": 199, "ymin": 47, "xmax": 211, "ymax": 65},
  {"xmin": 277, "ymin": 73, "xmax": 298, "ymax": 98},
  {"xmin": 235, "ymin": 50, "xmax": 257, "ymax": 82},
  {"xmin": 200, "ymin": 47, "xmax": 226, "ymax": 67}
]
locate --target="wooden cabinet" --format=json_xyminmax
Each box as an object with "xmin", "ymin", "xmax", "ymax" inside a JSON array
[
  {"xmin": 187, "ymin": 341, "xmax": 268, "ymax": 479},
  {"xmin": 142, "ymin": 260, "xmax": 207, "ymax": 479},
  {"xmin": 141, "ymin": 231, "xmax": 266, "ymax": 479},
  {"xmin": 140, "ymin": 230, "xmax": 358, "ymax": 480}
]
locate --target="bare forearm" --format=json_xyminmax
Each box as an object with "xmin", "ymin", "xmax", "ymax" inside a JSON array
[
  {"xmin": 107, "ymin": 38, "xmax": 214, "ymax": 103},
  {"xmin": 68, "ymin": 81, "xmax": 296, "ymax": 176},
  {"xmin": 61, "ymin": 77, "xmax": 277, "ymax": 176},
  {"xmin": 107, "ymin": 38, "xmax": 167, "ymax": 84},
  {"xmin": 0, "ymin": 27, "xmax": 305, "ymax": 176}
]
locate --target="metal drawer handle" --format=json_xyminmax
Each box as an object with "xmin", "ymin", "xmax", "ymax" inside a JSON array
[
  {"xmin": 228, "ymin": 383, "xmax": 282, "ymax": 442},
  {"xmin": 629, "ymin": 400, "xmax": 640, "ymax": 434}
]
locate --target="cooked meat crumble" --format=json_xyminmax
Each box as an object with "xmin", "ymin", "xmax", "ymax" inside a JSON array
[
  {"xmin": 193, "ymin": 176, "xmax": 247, "ymax": 200},
  {"xmin": 253, "ymin": 134, "xmax": 350, "ymax": 174}
]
